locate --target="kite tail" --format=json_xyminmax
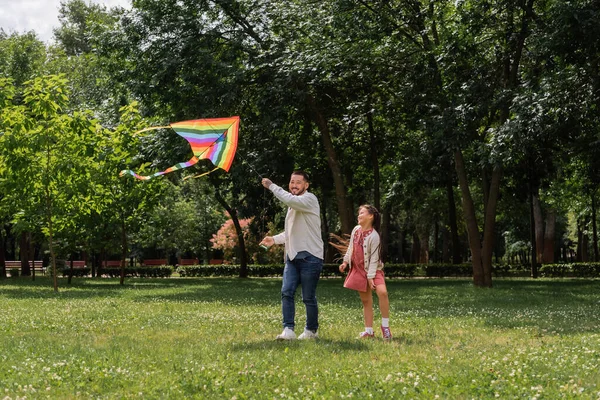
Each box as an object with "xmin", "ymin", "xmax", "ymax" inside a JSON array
[{"xmin": 120, "ymin": 156, "xmax": 200, "ymax": 181}]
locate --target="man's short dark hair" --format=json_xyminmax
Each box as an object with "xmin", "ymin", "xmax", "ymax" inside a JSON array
[{"xmin": 292, "ymin": 170, "xmax": 310, "ymax": 182}]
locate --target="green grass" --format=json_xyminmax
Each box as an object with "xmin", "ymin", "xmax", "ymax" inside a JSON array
[{"xmin": 1, "ymin": 277, "xmax": 599, "ymax": 399}]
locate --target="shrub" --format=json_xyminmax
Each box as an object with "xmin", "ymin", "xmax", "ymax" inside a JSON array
[
  {"xmin": 540, "ymin": 263, "xmax": 600, "ymax": 278},
  {"xmin": 425, "ymin": 264, "xmax": 473, "ymax": 277},
  {"xmin": 46, "ymin": 262, "xmax": 600, "ymax": 279},
  {"xmin": 93, "ymin": 266, "xmax": 175, "ymax": 278},
  {"xmin": 177, "ymin": 263, "xmax": 417, "ymax": 278},
  {"xmin": 59, "ymin": 267, "xmax": 91, "ymax": 278},
  {"xmin": 176, "ymin": 264, "xmax": 252, "ymax": 277}
]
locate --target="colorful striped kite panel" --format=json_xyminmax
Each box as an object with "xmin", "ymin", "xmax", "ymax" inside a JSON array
[{"xmin": 120, "ymin": 116, "xmax": 239, "ymax": 180}]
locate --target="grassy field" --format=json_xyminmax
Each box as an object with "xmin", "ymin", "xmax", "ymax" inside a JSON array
[{"xmin": 1, "ymin": 276, "xmax": 599, "ymax": 399}]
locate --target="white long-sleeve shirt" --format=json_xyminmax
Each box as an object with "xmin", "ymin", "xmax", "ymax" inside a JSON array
[{"xmin": 269, "ymin": 183, "xmax": 324, "ymax": 260}]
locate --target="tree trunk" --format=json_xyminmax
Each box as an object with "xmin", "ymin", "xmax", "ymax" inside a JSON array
[
  {"xmin": 321, "ymin": 192, "xmax": 335, "ymax": 263},
  {"xmin": 446, "ymin": 178, "xmax": 462, "ymax": 264},
  {"xmin": 211, "ymin": 178, "xmax": 248, "ymax": 278},
  {"xmin": 410, "ymin": 231, "xmax": 420, "ymax": 264},
  {"xmin": 120, "ymin": 218, "xmax": 127, "ymax": 285},
  {"xmin": 0, "ymin": 227, "xmax": 6, "ymax": 279},
  {"xmin": 29, "ymin": 232, "xmax": 36, "ymax": 281},
  {"xmin": 20, "ymin": 231, "xmax": 31, "ymax": 276},
  {"xmin": 576, "ymin": 221, "xmax": 583, "ymax": 262},
  {"xmin": 83, "ymin": 249, "xmax": 89, "ymax": 276},
  {"xmin": 91, "ymin": 252, "xmax": 96, "ymax": 278},
  {"xmin": 433, "ymin": 220, "xmax": 439, "ymax": 263},
  {"xmin": 481, "ymin": 164, "xmax": 501, "ymax": 287},
  {"xmin": 230, "ymin": 209, "xmax": 248, "ymax": 272},
  {"xmin": 529, "ymin": 179, "xmax": 538, "ymax": 278},
  {"xmin": 592, "ymin": 192, "xmax": 599, "ymax": 261},
  {"xmin": 532, "ymin": 194, "xmax": 544, "ymax": 262},
  {"xmin": 47, "ymin": 196, "xmax": 58, "ymax": 292},
  {"xmin": 441, "ymin": 226, "xmax": 450, "ymax": 263},
  {"xmin": 542, "ymin": 209, "xmax": 556, "ymax": 264},
  {"xmin": 454, "ymin": 150, "xmax": 485, "ymax": 286},
  {"xmin": 398, "ymin": 228, "xmax": 405, "ymax": 263},
  {"xmin": 307, "ymin": 94, "xmax": 354, "ymax": 234},
  {"xmin": 8, "ymin": 225, "xmax": 16, "ymax": 260},
  {"xmin": 380, "ymin": 204, "xmax": 391, "ymax": 263},
  {"xmin": 68, "ymin": 256, "xmax": 74, "ymax": 285},
  {"xmin": 417, "ymin": 224, "xmax": 430, "ymax": 264},
  {"xmin": 581, "ymin": 218, "xmax": 590, "ymax": 262}
]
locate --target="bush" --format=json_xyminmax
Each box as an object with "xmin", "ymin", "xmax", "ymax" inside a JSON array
[
  {"xmin": 55, "ymin": 265, "xmax": 176, "ymax": 278},
  {"xmin": 177, "ymin": 263, "xmax": 417, "ymax": 278},
  {"xmin": 97, "ymin": 266, "xmax": 174, "ymax": 278},
  {"xmin": 425, "ymin": 264, "xmax": 473, "ymax": 277},
  {"xmin": 9, "ymin": 268, "xmax": 19, "ymax": 278},
  {"xmin": 59, "ymin": 267, "xmax": 91, "ymax": 278},
  {"xmin": 45, "ymin": 262, "xmax": 600, "ymax": 279},
  {"xmin": 540, "ymin": 263, "xmax": 600, "ymax": 278},
  {"xmin": 177, "ymin": 264, "xmax": 257, "ymax": 277}
]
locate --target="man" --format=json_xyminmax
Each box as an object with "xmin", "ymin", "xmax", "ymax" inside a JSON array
[{"xmin": 260, "ymin": 171, "xmax": 324, "ymax": 340}]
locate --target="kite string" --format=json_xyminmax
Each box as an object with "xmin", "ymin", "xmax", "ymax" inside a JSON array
[
  {"xmin": 133, "ymin": 125, "xmax": 171, "ymax": 135},
  {"xmin": 183, "ymin": 167, "xmax": 219, "ymax": 180},
  {"xmin": 237, "ymin": 155, "xmax": 263, "ymax": 179}
]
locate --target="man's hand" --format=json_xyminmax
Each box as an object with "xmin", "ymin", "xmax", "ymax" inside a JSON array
[
  {"xmin": 260, "ymin": 236, "xmax": 275, "ymax": 248},
  {"xmin": 368, "ymin": 278, "xmax": 376, "ymax": 290},
  {"xmin": 261, "ymin": 178, "xmax": 273, "ymax": 189}
]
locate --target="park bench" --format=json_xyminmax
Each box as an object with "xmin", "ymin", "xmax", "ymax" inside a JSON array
[
  {"xmin": 141, "ymin": 259, "xmax": 168, "ymax": 266},
  {"xmin": 4, "ymin": 260, "xmax": 45, "ymax": 275},
  {"xmin": 66, "ymin": 261, "xmax": 86, "ymax": 268},
  {"xmin": 209, "ymin": 259, "xmax": 224, "ymax": 265},
  {"xmin": 178, "ymin": 258, "xmax": 199, "ymax": 265},
  {"xmin": 103, "ymin": 260, "xmax": 123, "ymax": 267}
]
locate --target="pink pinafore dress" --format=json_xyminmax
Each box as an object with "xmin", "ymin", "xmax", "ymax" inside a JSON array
[{"xmin": 343, "ymin": 228, "xmax": 372, "ymax": 292}]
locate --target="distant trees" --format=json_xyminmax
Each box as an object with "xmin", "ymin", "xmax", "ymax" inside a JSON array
[{"xmin": 1, "ymin": 0, "xmax": 600, "ymax": 288}]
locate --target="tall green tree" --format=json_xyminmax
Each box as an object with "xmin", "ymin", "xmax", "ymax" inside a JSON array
[{"xmin": 1, "ymin": 75, "xmax": 99, "ymax": 290}]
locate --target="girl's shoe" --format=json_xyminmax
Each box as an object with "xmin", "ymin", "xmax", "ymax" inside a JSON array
[
  {"xmin": 359, "ymin": 331, "xmax": 375, "ymax": 339},
  {"xmin": 380, "ymin": 325, "xmax": 392, "ymax": 340}
]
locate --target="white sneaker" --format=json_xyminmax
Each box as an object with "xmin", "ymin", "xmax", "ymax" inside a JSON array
[
  {"xmin": 298, "ymin": 329, "xmax": 318, "ymax": 340},
  {"xmin": 276, "ymin": 327, "xmax": 296, "ymax": 340}
]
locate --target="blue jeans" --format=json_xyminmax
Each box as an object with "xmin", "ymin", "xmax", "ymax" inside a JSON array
[{"xmin": 281, "ymin": 251, "xmax": 323, "ymax": 332}]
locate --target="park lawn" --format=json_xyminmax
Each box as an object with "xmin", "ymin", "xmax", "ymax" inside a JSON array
[{"xmin": 0, "ymin": 277, "xmax": 599, "ymax": 399}]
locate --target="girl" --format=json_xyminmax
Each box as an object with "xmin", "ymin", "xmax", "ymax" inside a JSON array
[{"xmin": 338, "ymin": 205, "xmax": 392, "ymax": 340}]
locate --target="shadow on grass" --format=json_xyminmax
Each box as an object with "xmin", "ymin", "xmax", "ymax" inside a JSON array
[
  {"xmin": 2, "ymin": 276, "xmax": 599, "ymax": 334},
  {"xmin": 0, "ymin": 277, "xmax": 346, "ymax": 307},
  {"xmin": 229, "ymin": 337, "xmax": 371, "ymax": 353},
  {"xmin": 0, "ymin": 277, "xmax": 145, "ymax": 300}
]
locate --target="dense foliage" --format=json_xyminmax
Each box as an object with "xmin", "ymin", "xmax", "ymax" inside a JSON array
[{"xmin": 1, "ymin": 0, "xmax": 600, "ymax": 287}]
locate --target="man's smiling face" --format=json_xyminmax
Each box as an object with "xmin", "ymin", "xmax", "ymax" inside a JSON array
[{"xmin": 289, "ymin": 174, "xmax": 309, "ymax": 196}]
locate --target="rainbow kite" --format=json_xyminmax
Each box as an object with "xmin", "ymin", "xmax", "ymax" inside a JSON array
[{"xmin": 120, "ymin": 116, "xmax": 239, "ymax": 180}]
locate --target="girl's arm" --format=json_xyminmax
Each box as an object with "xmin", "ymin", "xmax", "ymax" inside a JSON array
[
  {"xmin": 366, "ymin": 233, "xmax": 381, "ymax": 279},
  {"xmin": 343, "ymin": 227, "xmax": 358, "ymax": 264}
]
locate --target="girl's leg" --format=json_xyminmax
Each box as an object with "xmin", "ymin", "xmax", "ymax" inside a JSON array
[
  {"xmin": 375, "ymin": 282, "xmax": 390, "ymax": 319},
  {"xmin": 358, "ymin": 287, "xmax": 374, "ymax": 329},
  {"xmin": 375, "ymin": 282, "xmax": 392, "ymax": 339}
]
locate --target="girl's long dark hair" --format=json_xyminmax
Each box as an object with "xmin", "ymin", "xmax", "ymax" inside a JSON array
[
  {"xmin": 329, "ymin": 204, "xmax": 382, "ymax": 261},
  {"xmin": 361, "ymin": 204, "xmax": 381, "ymax": 233}
]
